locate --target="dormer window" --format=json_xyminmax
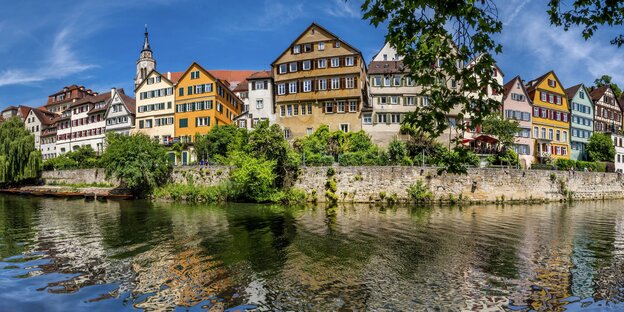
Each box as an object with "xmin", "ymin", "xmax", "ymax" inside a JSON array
[{"xmin": 548, "ymin": 79, "xmax": 556, "ymax": 88}]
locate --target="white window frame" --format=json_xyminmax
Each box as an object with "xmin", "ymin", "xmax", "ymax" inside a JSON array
[
  {"xmin": 256, "ymin": 99, "xmax": 264, "ymax": 109},
  {"xmin": 303, "ymin": 60, "xmax": 311, "ymax": 70},
  {"xmin": 330, "ymin": 57, "xmax": 340, "ymax": 68},
  {"xmin": 279, "ymin": 64, "xmax": 287, "ymax": 74},
  {"xmin": 303, "ymin": 80, "xmax": 312, "ymax": 92},
  {"xmin": 345, "ymin": 56, "xmax": 354, "ymax": 66},
  {"xmin": 277, "ymin": 83, "xmax": 286, "ymax": 95},
  {"xmin": 331, "ymin": 78, "xmax": 340, "ymax": 90},
  {"xmin": 289, "ymin": 62, "xmax": 297, "ymax": 72},
  {"xmin": 345, "ymin": 77, "xmax": 355, "ymax": 89},
  {"xmin": 289, "ymin": 82, "xmax": 297, "ymax": 94},
  {"xmin": 318, "ymin": 79, "xmax": 327, "ymax": 90},
  {"xmin": 340, "ymin": 123, "xmax": 349, "ymax": 132},
  {"xmin": 318, "ymin": 59, "xmax": 326, "ymax": 68}
]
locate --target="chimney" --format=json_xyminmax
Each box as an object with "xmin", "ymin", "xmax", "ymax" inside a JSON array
[
  {"xmin": 167, "ymin": 72, "xmax": 171, "ymax": 80},
  {"xmin": 111, "ymin": 87, "xmax": 116, "ymax": 98}
]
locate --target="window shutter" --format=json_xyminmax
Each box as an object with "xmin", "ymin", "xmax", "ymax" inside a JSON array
[
  {"xmin": 353, "ymin": 57, "xmax": 358, "ymax": 66},
  {"xmin": 354, "ymin": 76, "xmax": 358, "ymax": 88},
  {"xmin": 322, "ymin": 103, "xmax": 326, "ymax": 113},
  {"xmin": 340, "ymin": 78, "xmax": 345, "ymax": 89},
  {"xmin": 310, "ymin": 80, "xmax": 315, "ymax": 92}
]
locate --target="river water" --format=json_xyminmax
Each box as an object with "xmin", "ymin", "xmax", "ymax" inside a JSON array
[{"xmin": 1, "ymin": 195, "xmax": 624, "ymax": 311}]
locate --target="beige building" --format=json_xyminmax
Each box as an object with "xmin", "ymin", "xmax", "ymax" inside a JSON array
[
  {"xmin": 133, "ymin": 70, "xmax": 181, "ymax": 145},
  {"xmin": 365, "ymin": 43, "xmax": 427, "ymax": 146},
  {"xmin": 272, "ymin": 23, "xmax": 369, "ymax": 139}
]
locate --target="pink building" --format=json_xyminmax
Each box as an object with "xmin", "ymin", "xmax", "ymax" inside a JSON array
[{"xmin": 503, "ymin": 76, "xmax": 534, "ymax": 168}]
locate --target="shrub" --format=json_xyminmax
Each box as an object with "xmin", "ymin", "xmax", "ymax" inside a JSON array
[
  {"xmin": 387, "ymin": 138, "xmax": 409, "ymax": 165},
  {"xmin": 229, "ymin": 152, "xmax": 277, "ymax": 202},
  {"xmin": 407, "ymin": 180, "xmax": 433, "ymax": 203}
]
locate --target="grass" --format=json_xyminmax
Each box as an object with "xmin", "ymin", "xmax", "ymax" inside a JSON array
[
  {"xmin": 46, "ymin": 181, "xmax": 115, "ymax": 188},
  {"xmin": 153, "ymin": 182, "xmax": 307, "ymax": 205}
]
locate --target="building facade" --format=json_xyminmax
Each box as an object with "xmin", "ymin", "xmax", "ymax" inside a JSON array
[
  {"xmin": 272, "ymin": 23, "xmax": 369, "ymax": 139},
  {"xmin": 24, "ymin": 108, "xmax": 56, "ymax": 150},
  {"xmin": 134, "ymin": 70, "xmax": 180, "ymax": 144},
  {"xmin": 105, "ymin": 88, "xmax": 136, "ymax": 136},
  {"xmin": 174, "ymin": 62, "xmax": 243, "ymax": 143},
  {"xmin": 44, "ymin": 85, "xmax": 95, "ymax": 114},
  {"xmin": 56, "ymin": 92, "xmax": 112, "ymax": 155},
  {"xmin": 235, "ymin": 71, "xmax": 276, "ymax": 130},
  {"xmin": 590, "ymin": 85, "xmax": 622, "ymax": 134},
  {"xmin": 502, "ymin": 76, "xmax": 533, "ymax": 168},
  {"xmin": 613, "ymin": 133, "xmax": 624, "ymax": 173},
  {"xmin": 525, "ymin": 71, "xmax": 570, "ymax": 162},
  {"xmin": 364, "ymin": 43, "xmax": 425, "ymax": 146},
  {"xmin": 565, "ymin": 84, "xmax": 593, "ymax": 161}
]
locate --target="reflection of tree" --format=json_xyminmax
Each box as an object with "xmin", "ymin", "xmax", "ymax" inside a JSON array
[{"xmin": 0, "ymin": 195, "xmax": 39, "ymax": 258}]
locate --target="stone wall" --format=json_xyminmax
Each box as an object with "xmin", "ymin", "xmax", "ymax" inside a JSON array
[
  {"xmin": 42, "ymin": 169, "xmax": 119, "ymax": 185},
  {"xmin": 293, "ymin": 166, "xmax": 624, "ymax": 203},
  {"xmin": 42, "ymin": 166, "xmax": 624, "ymax": 203}
]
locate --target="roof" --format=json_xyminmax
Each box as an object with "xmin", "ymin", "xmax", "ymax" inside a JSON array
[
  {"xmin": 525, "ymin": 70, "xmax": 564, "ymax": 96},
  {"xmin": 208, "ymin": 70, "xmax": 256, "ymax": 90},
  {"xmin": 134, "ymin": 69, "xmax": 184, "ymax": 91},
  {"xmin": 118, "ymin": 92, "xmax": 136, "ymax": 114},
  {"xmin": 271, "ymin": 22, "xmax": 364, "ymax": 67},
  {"xmin": 503, "ymin": 76, "xmax": 532, "ymax": 103},
  {"xmin": 590, "ymin": 85, "xmax": 610, "ymax": 101},
  {"xmin": 18, "ymin": 106, "xmax": 31, "ymax": 118},
  {"xmin": 168, "ymin": 72, "xmax": 184, "ymax": 84},
  {"xmin": 247, "ymin": 70, "xmax": 272, "ymax": 80},
  {"xmin": 565, "ymin": 84, "xmax": 584, "ymax": 101},
  {"xmin": 368, "ymin": 61, "xmax": 405, "ymax": 74},
  {"xmin": 233, "ymin": 80, "xmax": 249, "ymax": 92},
  {"xmin": 31, "ymin": 107, "xmax": 58, "ymax": 126},
  {"xmin": 70, "ymin": 90, "xmax": 115, "ymax": 108},
  {"xmin": 1, "ymin": 105, "xmax": 17, "ymax": 113}
]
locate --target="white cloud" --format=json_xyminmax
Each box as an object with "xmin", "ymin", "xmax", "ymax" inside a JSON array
[
  {"xmin": 501, "ymin": 0, "xmax": 532, "ymax": 26},
  {"xmin": 325, "ymin": 0, "xmax": 361, "ymax": 18},
  {"xmin": 227, "ymin": 0, "xmax": 304, "ymax": 32},
  {"xmin": 0, "ymin": 27, "xmax": 97, "ymax": 87}
]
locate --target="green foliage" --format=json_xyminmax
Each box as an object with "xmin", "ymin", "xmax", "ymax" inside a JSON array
[
  {"xmin": 153, "ymin": 182, "xmax": 232, "ymax": 202},
  {"xmin": 194, "ymin": 125, "xmax": 248, "ymax": 162},
  {"xmin": 408, "ymin": 180, "xmax": 433, "ymax": 203},
  {"xmin": 0, "ymin": 117, "xmax": 42, "ymax": 185},
  {"xmin": 437, "ymin": 148, "xmax": 480, "ymax": 175},
  {"xmin": 548, "ymin": 1, "xmax": 624, "ymax": 47},
  {"xmin": 228, "ymin": 152, "xmax": 277, "ymax": 202},
  {"xmin": 480, "ymin": 115, "xmax": 521, "ymax": 148},
  {"xmin": 387, "ymin": 138, "xmax": 408, "ymax": 165},
  {"xmin": 100, "ymin": 133, "xmax": 172, "ymax": 197},
  {"xmin": 587, "ymin": 132, "xmax": 615, "ymax": 162},
  {"xmin": 593, "ymin": 75, "xmax": 622, "ymax": 98},
  {"xmin": 554, "ymin": 158, "xmax": 606, "ymax": 172},
  {"xmin": 486, "ymin": 149, "xmax": 519, "ymax": 166},
  {"xmin": 296, "ymin": 126, "xmax": 385, "ymax": 166},
  {"xmin": 247, "ymin": 121, "xmax": 299, "ymax": 187},
  {"xmin": 43, "ymin": 145, "xmax": 99, "ymax": 170}
]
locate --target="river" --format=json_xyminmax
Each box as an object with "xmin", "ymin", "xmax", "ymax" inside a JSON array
[{"xmin": 1, "ymin": 195, "xmax": 623, "ymax": 311}]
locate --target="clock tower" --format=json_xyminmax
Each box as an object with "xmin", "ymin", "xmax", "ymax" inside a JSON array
[{"xmin": 135, "ymin": 25, "xmax": 156, "ymax": 88}]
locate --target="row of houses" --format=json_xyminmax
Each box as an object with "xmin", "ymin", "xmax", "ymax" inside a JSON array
[{"xmin": 2, "ymin": 23, "xmax": 624, "ymax": 168}]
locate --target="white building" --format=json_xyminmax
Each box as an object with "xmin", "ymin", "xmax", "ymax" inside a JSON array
[
  {"xmin": 24, "ymin": 107, "xmax": 57, "ymax": 150},
  {"xmin": 234, "ymin": 71, "xmax": 275, "ymax": 129},
  {"xmin": 134, "ymin": 70, "xmax": 180, "ymax": 145},
  {"xmin": 105, "ymin": 88, "xmax": 136, "ymax": 136},
  {"xmin": 56, "ymin": 91, "xmax": 111, "ymax": 155},
  {"xmin": 613, "ymin": 133, "xmax": 624, "ymax": 173}
]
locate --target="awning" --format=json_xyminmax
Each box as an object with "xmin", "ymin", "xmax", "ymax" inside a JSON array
[{"xmin": 474, "ymin": 135, "xmax": 498, "ymax": 144}]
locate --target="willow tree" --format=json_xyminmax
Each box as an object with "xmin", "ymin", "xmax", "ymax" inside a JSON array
[{"xmin": 0, "ymin": 117, "xmax": 42, "ymax": 185}]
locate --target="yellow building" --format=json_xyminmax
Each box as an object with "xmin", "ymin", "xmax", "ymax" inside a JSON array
[
  {"xmin": 525, "ymin": 71, "xmax": 570, "ymax": 162},
  {"xmin": 174, "ymin": 62, "xmax": 243, "ymax": 141}
]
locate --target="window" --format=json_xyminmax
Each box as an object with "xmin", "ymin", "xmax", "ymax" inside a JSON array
[
  {"xmin": 377, "ymin": 113, "xmax": 387, "ymax": 123},
  {"xmin": 337, "ymin": 101, "xmax": 345, "ymax": 113},
  {"xmin": 391, "ymin": 113, "xmax": 401, "ymax": 124},
  {"xmin": 340, "ymin": 124, "xmax": 349, "ymax": 132},
  {"xmin": 279, "ymin": 64, "xmax": 287, "ymax": 74},
  {"xmin": 331, "ymin": 78, "xmax": 340, "ymax": 89},
  {"xmin": 541, "ymin": 92, "xmax": 546, "ymax": 102},
  {"xmin": 289, "ymin": 62, "xmax": 297, "ymax": 72},
  {"xmin": 393, "ymin": 75, "xmax": 401, "ymax": 86},
  {"xmin": 345, "ymin": 77, "xmax": 355, "ymax": 89},
  {"xmin": 318, "ymin": 42, "xmax": 325, "ymax": 50},
  {"xmin": 406, "ymin": 96, "xmax": 415, "ymax": 106},
  {"xmin": 179, "ymin": 118, "xmax": 188, "ymax": 128},
  {"xmin": 379, "ymin": 96, "xmax": 387, "ymax": 105},
  {"xmin": 303, "ymin": 80, "xmax": 312, "ymax": 92},
  {"xmin": 294, "ymin": 104, "xmax": 299, "ymax": 115},
  {"xmin": 349, "ymin": 100, "xmax": 357, "ymax": 112},
  {"xmin": 422, "ymin": 96, "xmax": 430, "ymax": 106},
  {"xmin": 277, "ymin": 83, "xmax": 286, "ymax": 95},
  {"xmin": 287, "ymin": 105, "xmax": 292, "ymax": 116},
  {"xmin": 384, "ymin": 77, "xmax": 391, "ymax": 87},
  {"xmin": 190, "ymin": 71, "xmax": 200, "ymax": 79},
  {"xmin": 556, "ymin": 130, "xmax": 561, "ymax": 141},
  {"xmin": 256, "ymin": 99, "xmax": 264, "ymax": 109},
  {"xmin": 363, "ymin": 113, "xmax": 372, "ymax": 124},
  {"xmin": 318, "ymin": 59, "xmax": 327, "ymax": 68},
  {"xmin": 331, "ymin": 57, "xmax": 340, "ymax": 67},
  {"xmin": 548, "ymin": 79, "xmax": 556, "ymax": 87},
  {"xmin": 579, "ymin": 91, "xmax": 585, "ymax": 99},
  {"xmin": 335, "ymin": 41, "xmax": 341, "ymax": 48},
  {"xmin": 284, "ymin": 128, "xmax": 291, "ymax": 140},
  {"xmin": 179, "ymin": 88, "xmax": 184, "ymax": 96},
  {"xmin": 325, "ymin": 102, "xmax": 334, "ymax": 113},
  {"xmin": 293, "ymin": 45, "xmax": 300, "ymax": 54},
  {"xmin": 254, "ymin": 81, "xmax": 266, "ymax": 90},
  {"xmin": 280, "ymin": 105, "xmax": 285, "ymax": 116},
  {"xmin": 563, "ymin": 131, "xmax": 568, "ymax": 142},
  {"xmin": 318, "ymin": 79, "xmax": 327, "ymax": 90},
  {"xmin": 196, "ymin": 117, "xmax": 210, "ymax": 127},
  {"xmin": 345, "ymin": 56, "xmax": 354, "ymax": 66},
  {"xmin": 542, "ymin": 128, "xmax": 546, "ymax": 139},
  {"xmin": 373, "ymin": 76, "xmax": 382, "ymax": 86},
  {"xmin": 307, "ymin": 128, "xmax": 314, "ymax": 135},
  {"xmin": 390, "ymin": 96, "xmax": 399, "ymax": 105},
  {"xmin": 289, "ymin": 82, "xmax": 297, "ymax": 94},
  {"xmin": 549, "ymin": 129, "xmax": 554, "ymax": 140},
  {"xmin": 303, "ymin": 60, "xmax": 311, "ymax": 70},
  {"xmin": 308, "ymin": 104, "xmax": 313, "ymax": 114}
]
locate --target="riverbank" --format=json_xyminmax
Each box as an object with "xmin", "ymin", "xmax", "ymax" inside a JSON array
[
  {"xmin": 34, "ymin": 166, "xmax": 624, "ymax": 204},
  {"xmin": 0, "ymin": 185, "xmax": 132, "ymax": 200}
]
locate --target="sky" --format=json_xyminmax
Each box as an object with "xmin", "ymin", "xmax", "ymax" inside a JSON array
[{"xmin": 0, "ymin": 0, "xmax": 623, "ymax": 110}]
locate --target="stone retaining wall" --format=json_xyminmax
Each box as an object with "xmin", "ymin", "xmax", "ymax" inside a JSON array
[
  {"xmin": 42, "ymin": 166, "xmax": 624, "ymax": 203},
  {"xmin": 293, "ymin": 167, "xmax": 624, "ymax": 203}
]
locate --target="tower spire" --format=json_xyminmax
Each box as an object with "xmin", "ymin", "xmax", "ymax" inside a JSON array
[{"xmin": 142, "ymin": 24, "xmax": 151, "ymax": 52}]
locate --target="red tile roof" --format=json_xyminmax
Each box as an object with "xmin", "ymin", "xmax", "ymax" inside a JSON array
[
  {"xmin": 208, "ymin": 70, "xmax": 256, "ymax": 90},
  {"xmin": 565, "ymin": 84, "xmax": 583, "ymax": 101},
  {"xmin": 590, "ymin": 85, "xmax": 609, "ymax": 101},
  {"xmin": 368, "ymin": 61, "xmax": 406, "ymax": 74},
  {"xmin": 247, "ymin": 70, "xmax": 272, "ymax": 80},
  {"xmin": 233, "ymin": 80, "xmax": 249, "ymax": 92},
  {"xmin": 167, "ymin": 72, "xmax": 184, "ymax": 84},
  {"xmin": 31, "ymin": 108, "xmax": 57, "ymax": 126}
]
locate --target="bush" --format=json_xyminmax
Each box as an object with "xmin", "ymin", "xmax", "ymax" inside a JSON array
[
  {"xmin": 387, "ymin": 138, "xmax": 409, "ymax": 165},
  {"xmin": 587, "ymin": 132, "xmax": 615, "ymax": 162},
  {"xmin": 487, "ymin": 149, "xmax": 518, "ymax": 166},
  {"xmin": 408, "ymin": 180, "xmax": 433, "ymax": 202},
  {"xmin": 437, "ymin": 148, "xmax": 479, "ymax": 174},
  {"xmin": 229, "ymin": 152, "xmax": 277, "ymax": 202},
  {"xmin": 305, "ymin": 153, "xmax": 334, "ymax": 166}
]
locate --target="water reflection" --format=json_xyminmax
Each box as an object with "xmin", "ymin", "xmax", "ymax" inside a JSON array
[{"xmin": 1, "ymin": 195, "xmax": 624, "ymax": 311}]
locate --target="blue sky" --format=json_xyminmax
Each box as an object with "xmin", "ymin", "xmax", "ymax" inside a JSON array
[{"xmin": 1, "ymin": 0, "xmax": 623, "ymax": 110}]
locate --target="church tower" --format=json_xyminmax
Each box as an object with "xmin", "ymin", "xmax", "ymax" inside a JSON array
[{"xmin": 135, "ymin": 25, "xmax": 156, "ymax": 88}]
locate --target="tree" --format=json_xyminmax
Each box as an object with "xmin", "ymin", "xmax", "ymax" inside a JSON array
[
  {"xmin": 0, "ymin": 117, "xmax": 41, "ymax": 185},
  {"xmin": 594, "ymin": 75, "xmax": 622, "ymax": 98},
  {"xmin": 548, "ymin": 0, "xmax": 624, "ymax": 46},
  {"xmin": 587, "ymin": 132, "xmax": 615, "ymax": 162},
  {"xmin": 99, "ymin": 133, "xmax": 172, "ymax": 197},
  {"xmin": 194, "ymin": 125, "xmax": 248, "ymax": 163},
  {"xmin": 360, "ymin": 0, "xmax": 623, "ymax": 138},
  {"xmin": 387, "ymin": 138, "xmax": 409, "ymax": 165},
  {"xmin": 480, "ymin": 114, "xmax": 521, "ymax": 148},
  {"xmin": 247, "ymin": 121, "xmax": 300, "ymax": 187}
]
